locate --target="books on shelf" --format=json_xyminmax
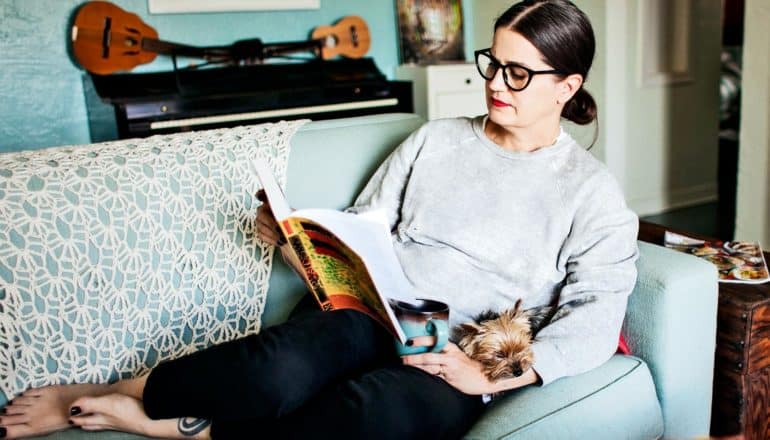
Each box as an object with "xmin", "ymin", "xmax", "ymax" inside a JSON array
[{"xmin": 664, "ymin": 231, "xmax": 770, "ymax": 284}]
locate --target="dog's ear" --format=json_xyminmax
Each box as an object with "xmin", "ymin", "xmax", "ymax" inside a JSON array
[
  {"xmin": 453, "ymin": 322, "xmax": 481, "ymax": 341},
  {"xmin": 513, "ymin": 298, "xmax": 522, "ymax": 314},
  {"xmin": 473, "ymin": 309, "xmax": 500, "ymax": 323}
]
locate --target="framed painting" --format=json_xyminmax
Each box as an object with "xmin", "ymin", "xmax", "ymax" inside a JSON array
[{"xmin": 396, "ymin": 0, "xmax": 465, "ymax": 64}]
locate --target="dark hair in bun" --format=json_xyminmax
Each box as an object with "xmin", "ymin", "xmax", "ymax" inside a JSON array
[{"xmin": 495, "ymin": 0, "xmax": 597, "ymax": 127}]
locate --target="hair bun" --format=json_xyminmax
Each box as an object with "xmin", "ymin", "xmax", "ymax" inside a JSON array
[{"xmin": 562, "ymin": 88, "xmax": 596, "ymax": 125}]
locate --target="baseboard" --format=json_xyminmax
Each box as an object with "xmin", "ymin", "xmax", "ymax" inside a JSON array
[{"xmin": 628, "ymin": 183, "xmax": 718, "ymax": 217}]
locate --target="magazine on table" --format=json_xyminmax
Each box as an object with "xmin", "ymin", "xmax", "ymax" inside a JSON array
[
  {"xmin": 664, "ymin": 231, "xmax": 770, "ymax": 284},
  {"xmin": 251, "ymin": 159, "xmax": 418, "ymax": 343}
]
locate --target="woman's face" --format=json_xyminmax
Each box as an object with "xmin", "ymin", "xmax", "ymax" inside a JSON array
[{"xmin": 484, "ymin": 29, "xmax": 566, "ymax": 130}]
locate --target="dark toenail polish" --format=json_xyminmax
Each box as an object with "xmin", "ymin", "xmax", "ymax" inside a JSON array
[
  {"xmin": 68, "ymin": 420, "xmax": 74, "ymax": 425},
  {"xmin": 0, "ymin": 426, "xmax": 7, "ymax": 438},
  {"xmin": 0, "ymin": 408, "xmax": 5, "ymax": 414},
  {"xmin": 70, "ymin": 406, "xmax": 82, "ymax": 416}
]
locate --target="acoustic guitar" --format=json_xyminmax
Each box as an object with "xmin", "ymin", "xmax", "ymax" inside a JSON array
[{"xmin": 71, "ymin": 1, "xmax": 371, "ymax": 75}]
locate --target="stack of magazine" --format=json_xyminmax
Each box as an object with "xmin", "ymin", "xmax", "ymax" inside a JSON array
[{"xmin": 664, "ymin": 231, "xmax": 770, "ymax": 284}]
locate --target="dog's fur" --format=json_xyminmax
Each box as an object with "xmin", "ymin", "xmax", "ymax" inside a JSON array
[{"xmin": 453, "ymin": 296, "xmax": 596, "ymax": 381}]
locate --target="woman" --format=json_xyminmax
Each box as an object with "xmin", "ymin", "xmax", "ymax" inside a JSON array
[{"xmin": 1, "ymin": 1, "xmax": 638, "ymax": 438}]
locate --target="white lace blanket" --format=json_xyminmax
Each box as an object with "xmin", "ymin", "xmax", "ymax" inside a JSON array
[{"xmin": 0, "ymin": 119, "xmax": 307, "ymax": 399}]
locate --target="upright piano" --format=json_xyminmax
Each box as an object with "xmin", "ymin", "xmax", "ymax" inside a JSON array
[{"xmin": 87, "ymin": 58, "xmax": 413, "ymax": 139}]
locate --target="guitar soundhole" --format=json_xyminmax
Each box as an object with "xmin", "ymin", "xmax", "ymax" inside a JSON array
[
  {"xmin": 102, "ymin": 17, "xmax": 112, "ymax": 58},
  {"xmin": 350, "ymin": 26, "xmax": 359, "ymax": 47}
]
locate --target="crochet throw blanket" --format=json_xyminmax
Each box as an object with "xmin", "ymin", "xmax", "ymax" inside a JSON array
[{"xmin": 0, "ymin": 119, "xmax": 307, "ymax": 399}]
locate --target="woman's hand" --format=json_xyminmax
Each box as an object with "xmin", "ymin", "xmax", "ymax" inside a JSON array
[
  {"xmin": 256, "ymin": 189, "xmax": 285, "ymax": 247},
  {"xmin": 401, "ymin": 341, "xmax": 498, "ymax": 395},
  {"xmin": 401, "ymin": 339, "xmax": 539, "ymax": 395}
]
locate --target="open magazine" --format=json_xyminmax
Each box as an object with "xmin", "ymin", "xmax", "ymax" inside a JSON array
[
  {"xmin": 251, "ymin": 159, "xmax": 417, "ymax": 343},
  {"xmin": 664, "ymin": 231, "xmax": 770, "ymax": 284}
]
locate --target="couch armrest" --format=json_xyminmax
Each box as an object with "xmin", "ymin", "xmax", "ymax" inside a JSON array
[{"xmin": 624, "ymin": 241, "xmax": 718, "ymax": 439}]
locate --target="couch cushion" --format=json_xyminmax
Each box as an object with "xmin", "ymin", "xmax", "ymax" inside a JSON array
[{"xmin": 464, "ymin": 355, "xmax": 663, "ymax": 440}]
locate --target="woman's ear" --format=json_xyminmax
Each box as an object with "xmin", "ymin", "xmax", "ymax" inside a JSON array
[{"xmin": 558, "ymin": 74, "xmax": 584, "ymax": 104}]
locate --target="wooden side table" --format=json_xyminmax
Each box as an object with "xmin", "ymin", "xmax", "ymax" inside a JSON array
[{"xmin": 639, "ymin": 221, "xmax": 770, "ymax": 439}]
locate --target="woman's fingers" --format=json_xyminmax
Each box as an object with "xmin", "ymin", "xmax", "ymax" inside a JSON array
[
  {"xmin": 256, "ymin": 189, "xmax": 268, "ymax": 203},
  {"xmin": 410, "ymin": 363, "xmax": 444, "ymax": 377},
  {"xmin": 401, "ymin": 352, "xmax": 444, "ymax": 367},
  {"xmin": 256, "ymin": 203, "xmax": 285, "ymax": 246},
  {"xmin": 407, "ymin": 335, "xmax": 437, "ymax": 348}
]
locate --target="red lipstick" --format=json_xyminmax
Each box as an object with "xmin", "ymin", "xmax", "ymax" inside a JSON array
[{"xmin": 491, "ymin": 98, "xmax": 510, "ymax": 108}]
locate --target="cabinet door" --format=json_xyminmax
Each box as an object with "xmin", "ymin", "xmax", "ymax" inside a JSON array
[
  {"xmin": 429, "ymin": 65, "xmax": 486, "ymax": 119},
  {"xmin": 434, "ymin": 91, "xmax": 487, "ymax": 119}
]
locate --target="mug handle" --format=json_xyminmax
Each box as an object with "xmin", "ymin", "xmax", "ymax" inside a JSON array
[{"xmin": 426, "ymin": 319, "xmax": 449, "ymax": 353}]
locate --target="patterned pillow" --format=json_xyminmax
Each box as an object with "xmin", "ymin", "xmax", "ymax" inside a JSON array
[{"xmin": 0, "ymin": 120, "xmax": 307, "ymax": 400}]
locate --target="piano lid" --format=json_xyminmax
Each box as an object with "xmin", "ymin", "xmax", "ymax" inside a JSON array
[{"xmin": 90, "ymin": 58, "xmax": 388, "ymax": 104}]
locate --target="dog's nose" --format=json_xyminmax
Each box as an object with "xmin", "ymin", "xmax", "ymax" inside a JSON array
[{"xmin": 513, "ymin": 368, "xmax": 523, "ymax": 377}]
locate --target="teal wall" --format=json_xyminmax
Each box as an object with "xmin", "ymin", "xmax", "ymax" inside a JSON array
[{"xmin": 0, "ymin": 0, "xmax": 476, "ymax": 153}]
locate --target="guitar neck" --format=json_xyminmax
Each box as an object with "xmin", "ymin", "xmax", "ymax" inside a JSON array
[
  {"xmin": 260, "ymin": 39, "xmax": 323, "ymax": 59},
  {"xmin": 142, "ymin": 38, "xmax": 218, "ymax": 59},
  {"xmin": 142, "ymin": 37, "xmax": 323, "ymax": 63}
]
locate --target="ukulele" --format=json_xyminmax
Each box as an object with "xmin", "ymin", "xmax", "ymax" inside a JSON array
[{"xmin": 71, "ymin": 1, "xmax": 371, "ymax": 75}]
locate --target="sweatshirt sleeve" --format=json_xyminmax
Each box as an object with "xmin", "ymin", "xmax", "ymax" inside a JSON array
[
  {"xmin": 344, "ymin": 123, "xmax": 428, "ymax": 230},
  {"xmin": 530, "ymin": 170, "xmax": 639, "ymax": 386}
]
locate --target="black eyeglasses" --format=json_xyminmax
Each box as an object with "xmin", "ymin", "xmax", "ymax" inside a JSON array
[{"xmin": 474, "ymin": 49, "xmax": 567, "ymax": 91}]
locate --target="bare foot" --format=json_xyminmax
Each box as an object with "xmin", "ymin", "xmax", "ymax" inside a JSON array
[
  {"xmin": 0, "ymin": 383, "xmax": 110, "ymax": 439},
  {"xmin": 69, "ymin": 394, "xmax": 152, "ymax": 436}
]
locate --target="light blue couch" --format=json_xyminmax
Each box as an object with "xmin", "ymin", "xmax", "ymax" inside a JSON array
[{"xmin": 2, "ymin": 113, "xmax": 718, "ymax": 439}]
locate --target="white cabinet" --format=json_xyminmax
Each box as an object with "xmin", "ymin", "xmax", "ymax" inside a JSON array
[{"xmin": 396, "ymin": 63, "xmax": 488, "ymax": 120}]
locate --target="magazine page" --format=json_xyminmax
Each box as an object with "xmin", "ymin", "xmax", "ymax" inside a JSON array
[
  {"xmin": 289, "ymin": 209, "xmax": 417, "ymax": 343},
  {"xmin": 283, "ymin": 216, "xmax": 406, "ymax": 341},
  {"xmin": 253, "ymin": 156, "xmax": 417, "ymax": 341},
  {"xmin": 291, "ymin": 209, "xmax": 416, "ymax": 302},
  {"xmin": 251, "ymin": 158, "xmax": 292, "ymax": 220},
  {"xmin": 664, "ymin": 231, "xmax": 770, "ymax": 284}
]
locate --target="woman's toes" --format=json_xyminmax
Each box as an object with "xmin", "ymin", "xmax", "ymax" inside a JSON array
[
  {"xmin": 69, "ymin": 394, "xmax": 150, "ymax": 435},
  {"xmin": 2, "ymin": 406, "xmax": 24, "ymax": 417},
  {"xmin": 6, "ymin": 396, "xmax": 37, "ymax": 407},
  {"xmin": 0, "ymin": 414, "xmax": 31, "ymax": 426}
]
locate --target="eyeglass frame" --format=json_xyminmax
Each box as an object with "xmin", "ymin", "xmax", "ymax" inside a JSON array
[{"xmin": 474, "ymin": 48, "xmax": 568, "ymax": 92}]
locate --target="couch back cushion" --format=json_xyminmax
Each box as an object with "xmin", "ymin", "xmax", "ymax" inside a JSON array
[{"xmin": 0, "ymin": 120, "xmax": 305, "ymax": 401}]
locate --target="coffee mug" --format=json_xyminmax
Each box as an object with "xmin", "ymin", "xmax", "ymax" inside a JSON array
[{"xmin": 392, "ymin": 299, "xmax": 449, "ymax": 356}]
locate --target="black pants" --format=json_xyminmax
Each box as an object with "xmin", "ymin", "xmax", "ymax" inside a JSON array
[{"xmin": 142, "ymin": 295, "xmax": 485, "ymax": 439}]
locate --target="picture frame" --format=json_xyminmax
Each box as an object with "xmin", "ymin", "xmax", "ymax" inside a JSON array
[
  {"xmin": 148, "ymin": 0, "xmax": 320, "ymax": 14},
  {"xmin": 395, "ymin": 0, "xmax": 465, "ymax": 64}
]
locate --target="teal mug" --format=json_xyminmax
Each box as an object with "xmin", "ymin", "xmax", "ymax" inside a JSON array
[{"xmin": 392, "ymin": 299, "xmax": 449, "ymax": 356}]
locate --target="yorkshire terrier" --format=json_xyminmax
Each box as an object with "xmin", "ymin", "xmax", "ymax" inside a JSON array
[{"xmin": 453, "ymin": 296, "xmax": 596, "ymax": 382}]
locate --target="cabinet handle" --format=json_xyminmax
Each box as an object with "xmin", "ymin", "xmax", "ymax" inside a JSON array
[{"xmin": 465, "ymin": 78, "xmax": 471, "ymax": 85}]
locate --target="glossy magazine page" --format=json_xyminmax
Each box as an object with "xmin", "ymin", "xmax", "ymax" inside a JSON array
[{"xmin": 664, "ymin": 231, "xmax": 770, "ymax": 284}]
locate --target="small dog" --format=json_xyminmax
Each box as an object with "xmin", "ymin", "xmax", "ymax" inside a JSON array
[{"xmin": 453, "ymin": 296, "xmax": 596, "ymax": 381}]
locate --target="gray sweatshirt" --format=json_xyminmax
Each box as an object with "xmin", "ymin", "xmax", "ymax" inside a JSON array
[{"xmin": 348, "ymin": 116, "xmax": 639, "ymax": 386}]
